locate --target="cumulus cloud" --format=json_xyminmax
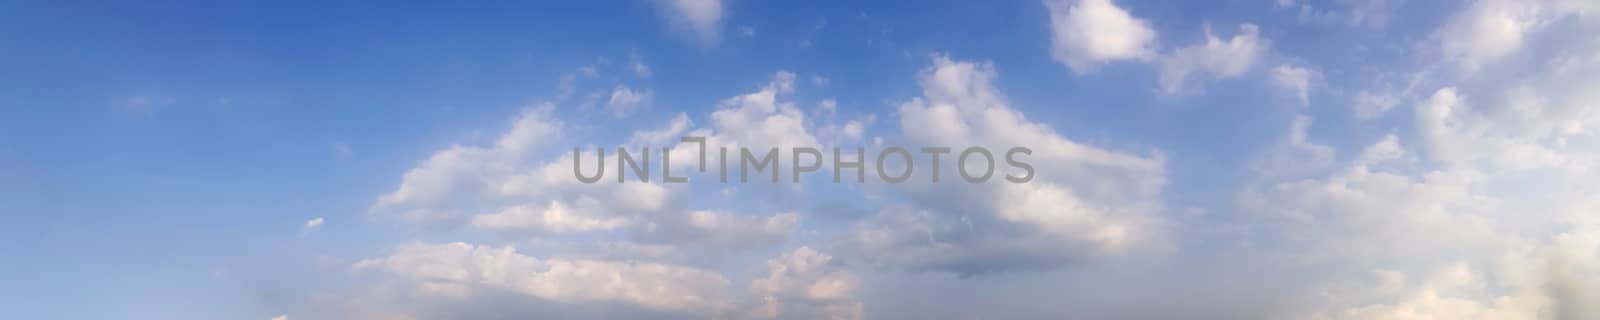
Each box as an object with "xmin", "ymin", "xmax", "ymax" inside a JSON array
[
  {"xmin": 1044, "ymin": 0, "xmax": 1159, "ymax": 73},
  {"xmin": 1247, "ymin": 115, "xmax": 1337, "ymax": 180},
  {"xmin": 302, "ymin": 217, "xmax": 324, "ymax": 234},
  {"xmin": 366, "ymin": 69, "xmax": 826, "ymax": 266},
  {"xmin": 703, "ymin": 71, "xmax": 817, "ymax": 149},
  {"xmin": 1435, "ymin": 0, "xmax": 1542, "ymax": 72},
  {"xmin": 652, "ymin": 0, "xmax": 724, "ymax": 45},
  {"xmin": 353, "ymin": 242, "xmax": 735, "ymax": 314},
  {"xmin": 1305, "ymin": 241, "xmax": 1600, "ymax": 320},
  {"xmin": 1271, "ymin": 65, "xmax": 1317, "ymax": 106},
  {"xmin": 342, "ymin": 3, "xmax": 1600, "ymax": 318},
  {"xmin": 653, "ymin": 70, "xmax": 834, "ymax": 182},
  {"xmin": 1289, "ymin": 0, "xmax": 1405, "ymax": 29},
  {"xmin": 630, "ymin": 52, "xmax": 652, "ymax": 78},
  {"xmin": 368, "ymin": 109, "xmax": 675, "ymax": 233},
  {"xmin": 606, "ymin": 85, "xmax": 652, "ymax": 118},
  {"xmin": 749, "ymin": 247, "xmax": 863, "ymax": 320},
  {"xmin": 1158, "ymin": 24, "xmax": 1270, "ymax": 94},
  {"xmin": 1232, "ymin": 8, "xmax": 1600, "ymax": 318},
  {"xmin": 470, "ymin": 201, "xmax": 632, "ymax": 235},
  {"xmin": 838, "ymin": 56, "xmax": 1167, "ymax": 275},
  {"xmin": 636, "ymin": 210, "xmax": 799, "ymax": 252},
  {"xmin": 346, "ymin": 244, "xmax": 872, "ymax": 320},
  {"xmin": 1353, "ymin": 90, "xmax": 1401, "ymax": 119},
  {"xmin": 1040, "ymin": 1, "xmax": 1279, "ymax": 95}
]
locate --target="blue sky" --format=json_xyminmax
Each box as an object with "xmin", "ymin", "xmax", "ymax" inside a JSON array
[{"xmin": 5, "ymin": 0, "xmax": 1600, "ymax": 319}]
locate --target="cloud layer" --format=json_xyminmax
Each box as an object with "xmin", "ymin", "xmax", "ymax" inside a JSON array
[{"xmin": 316, "ymin": 1, "xmax": 1600, "ymax": 319}]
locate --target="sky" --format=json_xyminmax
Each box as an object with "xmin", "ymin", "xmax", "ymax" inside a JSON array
[{"xmin": 2, "ymin": 0, "xmax": 1600, "ymax": 319}]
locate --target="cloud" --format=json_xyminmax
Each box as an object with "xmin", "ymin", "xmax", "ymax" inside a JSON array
[
  {"xmin": 1157, "ymin": 24, "xmax": 1270, "ymax": 94},
  {"xmin": 630, "ymin": 52, "xmax": 652, "ymax": 78},
  {"xmin": 302, "ymin": 217, "xmax": 325, "ymax": 234},
  {"xmin": 1271, "ymin": 65, "xmax": 1317, "ymax": 106},
  {"xmin": 1232, "ymin": 10, "xmax": 1600, "ymax": 317},
  {"xmin": 652, "ymin": 0, "xmax": 725, "ymax": 46},
  {"xmin": 651, "ymin": 70, "xmax": 829, "ymax": 180},
  {"xmin": 637, "ymin": 211, "xmax": 799, "ymax": 252},
  {"xmin": 1040, "ymin": 1, "xmax": 1274, "ymax": 95},
  {"xmin": 749, "ymin": 247, "xmax": 863, "ymax": 320},
  {"xmin": 627, "ymin": 113, "xmax": 695, "ymax": 147},
  {"xmin": 1435, "ymin": 0, "xmax": 1541, "ymax": 72},
  {"xmin": 1353, "ymin": 91, "xmax": 1401, "ymax": 119},
  {"xmin": 368, "ymin": 71, "xmax": 814, "ymax": 256},
  {"xmin": 838, "ymin": 56, "xmax": 1167, "ymax": 275},
  {"xmin": 470, "ymin": 201, "xmax": 632, "ymax": 235},
  {"xmin": 1289, "ymin": 0, "xmax": 1405, "ymax": 29},
  {"xmin": 1043, "ymin": 0, "xmax": 1158, "ymax": 73},
  {"xmin": 342, "ymin": 4, "xmax": 1600, "ymax": 317},
  {"xmin": 353, "ymin": 242, "xmax": 735, "ymax": 315},
  {"xmin": 270, "ymin": 315, "xmax": 287, "ymax": 320},
  {"xmin": 348, "ymin": 243, "xmax": 872, "ymax": 320},
  {"xmin": 365, "ymin": 104, "xmax": 685, "ymax": 241},
  {"xmin": 606, "ymin": 85, "xmax": 653, "ymax": 118},
  {"xmin": 1247, "ymin": 115, "xmax": 1338, "ymax": 180},
  {"xmin": 1304, "ymin": 242, "xmax": 1600, "ymax": 319},
  {"xmin": 703, "ymin": 71, "xmax": 818, "ymax": 149},
  {"xmin": 369, "ymin": 106, "xmax": 568, "ymax": 225},
  {"xmin": 1413, "ymin": 87, "xmax": 1465, "ymax": 163},
  {"xmin": 812, "ymin": 99, "xmax": 871, "ymax": 145}
]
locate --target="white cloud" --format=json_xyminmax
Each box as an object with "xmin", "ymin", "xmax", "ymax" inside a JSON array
[
  {"xmin": 816, "ymin": 99, "xmax": 837, "ymax": 117},
  {"xmin": 840, "ymin": 56, "xmax": 1167, "ymax": 275},
  {"xmin": 1414, "ymin": 87, "xmax": 1464, "ymax": 163},
  {"xmin": 749, "ymin": 247, "xmax": 863, "ymax": 320},
  {"xmin": 637, "ymin": 210, "xmax": 799, "ymax": 252},
  {"xmin": 630, "ymin": 52, "xmax": 652, "ymax": 78},
  {"xmin": 350, "ymin": 245, "xmax": 870, "ymax": 319},
  {"xmin": 1290, "ymin": 0, "xmax": 1405, "ymax": 29},
  {"xmin": 270, "ymin": 315, "xmax": 287, "ymax": 320},
  {"xmin": 1236, "ymin": 12, "xmax": 1600, "ymax": 318},
  {"xmin": 1043, "ymin": 0, "xmax": 1158, "ymax": 73},
  {"xmin": 1306, "ymin": 243, "xmax": 1600, "ymax": 319},
  {"xmin": 701, "ymin": 71, "xmax": 819, "ymax": 149},
  {"xmin": 369, "ymin": 71, "xmax": 817, "ymax": 261},
  {"xmin": 626, "ymin": 112, "xmax": 694, "ymax": 147},
  {"xmin": 1436, "ymin": 0, "xmax": 1542, "ymax": 72},
  {"xmin": 1040, "ymin": 2, "xmax": 1274, "ymax": 94},
  {"xmin": 1249, "ymin": 115, "xmax": 1337, "ymax": 180},
  {"xmin": 1271, "ymin": 65, "xmax": 1316, "ymax": 106},
  {"xmin": 369, "ymin": 106, "xmax": 567, "ymax": 224},
  {"xmin": 606, "ymin": 85, "xmax": 652, "ymax": 118},
  {"xmin": 302, "ymin": 217, "xmax": 325, "ymax": 234},
  {"xmin": 1353, "ymin": 91, "xmax": 1400, "ymax": 119},
  {"xmin": 1344, "ymin": 0, "xmax": 1404, "ymax": 29},
  {"xmin": 353, "ymin": 242, "xmax": 735, "ymax": 314},
  {"xmin": 652, "ymin": 0, "xmax": 724, "ymax": 45},
  {"xmin": 812, "ymin": 99, "xmax": 871, "ymax": 145},
  {"xmin": 366, "ymin": 105, "xmax": 684, "ymax": 242},
  {"xmin": 470, "ymin": 201, "xmax": 631, "ymax": 235},
  {"xmin": 1158, "ymin": 24, "xmax": 1270, "ymax": 94},
  {"xmin": 344, "ymin": 4, "xmax": 1600, "ymax": 317}
]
